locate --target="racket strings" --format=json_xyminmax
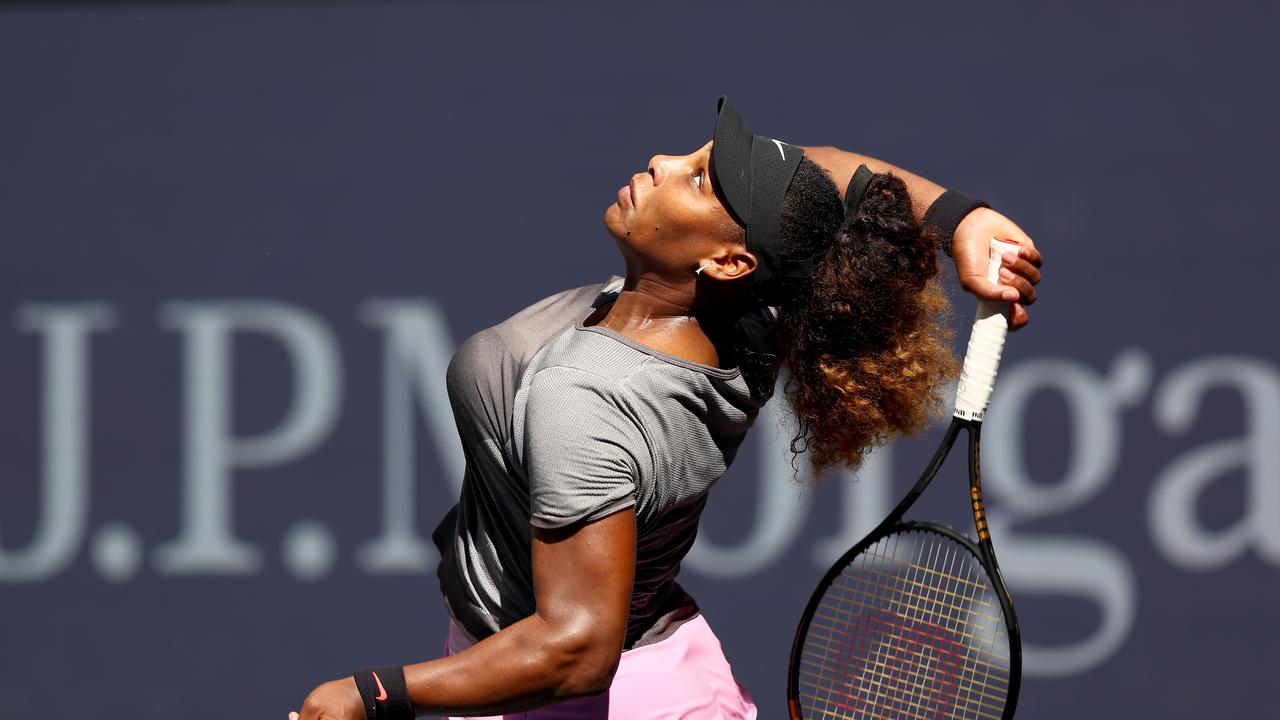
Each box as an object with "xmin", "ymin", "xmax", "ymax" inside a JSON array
[
  {"xmin": 800, "ymin": 536, "xmax": 1005, "ymax": 719},
  {"xmin": 797, "ymin": 530, "xmax": 1011, "ymax": 719},
  {"xmin": 811, "ymin": 540, "xmax": 1005, "ymax": 719}
]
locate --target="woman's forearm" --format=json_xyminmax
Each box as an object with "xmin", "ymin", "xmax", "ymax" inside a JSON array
[
  {"xmin": 801, "ymin": 145, "xmax": 947, "ymax": 220},
  {"xmin": 401, "ymin": 612, "xmax": 619, "ymax": 717},
  {"xmin": 393, "ymin": 511, "xmax": 633, "ymax": 717}
]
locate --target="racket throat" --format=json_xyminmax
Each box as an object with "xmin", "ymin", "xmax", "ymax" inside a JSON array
[{"xmin": 879, "ymin": 419, "xmax": 967, "ymax": 531}]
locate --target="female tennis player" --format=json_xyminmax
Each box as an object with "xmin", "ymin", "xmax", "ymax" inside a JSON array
[{"xmin": 289, "ymin": 96, "xmax": 1043, "ymax": 720}]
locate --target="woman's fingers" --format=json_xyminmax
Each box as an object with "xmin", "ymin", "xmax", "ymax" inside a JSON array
[
  {"xmin": 1001, "ymin": 253, "xmax": 1042, "ymax": 286},
  {"xmin": 1016, "ymin": 241, "xmax": 1043, "ymax": 268},
  {"xmin": 1009, "ymin": 303, "xmax": 1030, "ymax": 331},
  {"xmin": 958, "ymin": 271, "xmax": 1019, "ymax": 302},
  {"xmin": 997, "ymin": 268, "xmax": 1037, "ymax": 305}
]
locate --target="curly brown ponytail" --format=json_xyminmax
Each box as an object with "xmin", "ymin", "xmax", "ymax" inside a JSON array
[{"xmin": 769, "ymin": 159, "xmax": 959, "ymax": 475}]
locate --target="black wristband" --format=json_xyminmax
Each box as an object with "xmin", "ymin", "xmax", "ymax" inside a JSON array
[
  {"xmin": 923, "ymin": 190, "xmax": 989, "ymax": 257},
  {"xmin": 353, "ymin": 665, "xmax": 414, "ymax": 720}
]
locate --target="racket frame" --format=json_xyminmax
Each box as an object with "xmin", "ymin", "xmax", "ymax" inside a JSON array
[{"xmin": 786, "ymin": 416, "xmax": 1023, "ymax": 720}]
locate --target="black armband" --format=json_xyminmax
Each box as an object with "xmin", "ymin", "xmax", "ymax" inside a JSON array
[
  {"xmin": 923, "ymin": 190, "xmax": 989, "ymax": 257},
  {"xmin": 353, "ymin": 665, "xmax": 415, "ymax": 720}
]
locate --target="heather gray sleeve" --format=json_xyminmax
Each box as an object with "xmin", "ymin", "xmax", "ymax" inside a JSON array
[{"xmin": 522, "ymin": 366, "xmax": 644, "ymax": 529}]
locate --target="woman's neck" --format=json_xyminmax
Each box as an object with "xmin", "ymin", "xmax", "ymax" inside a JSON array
[{"xmin": 588, "ymin": 277, "xmax": 726, "ymax": 368}]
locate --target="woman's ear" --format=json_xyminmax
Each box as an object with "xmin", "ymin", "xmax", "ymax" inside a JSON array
[{"xmin": 701, "ymin": 246, "xmax": 758, "ymax": 281}]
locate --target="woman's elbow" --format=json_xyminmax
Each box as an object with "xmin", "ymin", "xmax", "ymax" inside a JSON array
[
  {"xmin": 546, "ymin": 626, "xmax": 623, "ymax": 699},
  {"xmin": 559, "ymin": 658, "xmax": 620, "ymax": 699}
]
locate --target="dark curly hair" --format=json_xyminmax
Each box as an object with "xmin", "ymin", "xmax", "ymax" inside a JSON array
[{"xmin": 738, "ymin": 158, "xmax": 959, "ymax": 476}]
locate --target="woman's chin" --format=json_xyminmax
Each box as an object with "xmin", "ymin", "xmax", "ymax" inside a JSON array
[{"xmin": 603, "ymin": 203, "xmax": 630, "ymax": 240}]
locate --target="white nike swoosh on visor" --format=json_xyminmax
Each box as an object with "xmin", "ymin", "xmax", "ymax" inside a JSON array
[{"xmin": 771, "ymin": 138, "xmax": 787, "ymax": 160}]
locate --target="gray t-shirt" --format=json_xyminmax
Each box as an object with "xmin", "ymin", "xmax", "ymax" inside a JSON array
[{"xmin": 433, "ymin": 277, "xmax": 765, "ymax": 648}]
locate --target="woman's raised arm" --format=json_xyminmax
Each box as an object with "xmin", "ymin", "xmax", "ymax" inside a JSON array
[
  {"xmin": 800, "ymin": 145, "xmax": 947, "ymax": 219},
  {"xmin": 801, "ymin": 145, "xmax": 1043, "ymax": 331}
]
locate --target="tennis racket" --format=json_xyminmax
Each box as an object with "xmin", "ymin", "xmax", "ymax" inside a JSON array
[{"xmin": 787, "ymin": 237, "xmax": 1024, "ymax": 720}]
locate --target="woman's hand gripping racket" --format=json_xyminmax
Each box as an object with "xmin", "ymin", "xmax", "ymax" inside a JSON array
[{"xmin": 787, "ymin": 238, "xmax": 1024, "ymax": 720}]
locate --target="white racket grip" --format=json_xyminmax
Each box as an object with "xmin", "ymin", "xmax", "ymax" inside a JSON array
[{"xmin": 953, "ymin": 238, "xmax": 1022, "ymax": 420}]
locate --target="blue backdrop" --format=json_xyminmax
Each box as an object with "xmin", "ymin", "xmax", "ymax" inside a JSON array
[{"xmin": 2, "ymin": 2, "xmax": 1277, "ymax": 718}]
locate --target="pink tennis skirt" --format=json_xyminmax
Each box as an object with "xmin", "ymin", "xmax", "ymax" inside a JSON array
[{"xmin": 442, "ymin": 614, "xmax": 757, "ymax": 720}]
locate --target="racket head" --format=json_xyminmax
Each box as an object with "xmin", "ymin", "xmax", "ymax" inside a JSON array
[{"xmin": 787, "ymin": 521, "xmax": 1022, "ymax": 720}]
